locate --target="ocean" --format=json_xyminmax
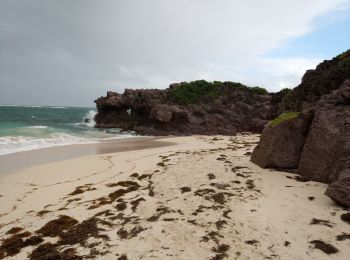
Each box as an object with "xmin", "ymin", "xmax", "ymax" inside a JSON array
[{"xmin": 0, "ymin": 105, "xmax": 137, "ymax": 155}]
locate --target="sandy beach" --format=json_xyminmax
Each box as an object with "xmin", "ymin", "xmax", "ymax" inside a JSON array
[
  {"xmin": 0, "ymin": 134, "xmax": 349, "ymax": 259},
  {"xmin": 0, "ymin": 137, "xmax": 174, "ymax": 175}
]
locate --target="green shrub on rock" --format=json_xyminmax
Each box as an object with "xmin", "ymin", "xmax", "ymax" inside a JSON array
[
  {"xmin": 269, "ymin": 112, "xmax": 300, "ymax": 127},
  {"xmin": 336, "ymin": 49, "xmax": 350, "ymax": 60},
  {"xmin": 169, "ymin": 80, "xmax": 219, "ymax": 104},
  {"xmin": 250, "ymin": 86, "xmax": 268, "ymax": 95},
  {"xmin": 169, "ymin": 80, "xmax": 269, "ymax": 104}
]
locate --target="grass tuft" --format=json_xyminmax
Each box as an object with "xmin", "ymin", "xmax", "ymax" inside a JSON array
[{"xmin": 269, "ymin": 112, "xmax": 300, "ymax": 127}]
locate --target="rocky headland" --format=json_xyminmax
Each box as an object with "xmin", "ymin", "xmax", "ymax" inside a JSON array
[{"xmin": 94, "ymin": 81, "xmax": 287, "ymax": 135}]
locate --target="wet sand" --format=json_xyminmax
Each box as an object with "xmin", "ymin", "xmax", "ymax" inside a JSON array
[{"xmin": 0, "ymin": 137, "xmax": 174, "ymax": 175}]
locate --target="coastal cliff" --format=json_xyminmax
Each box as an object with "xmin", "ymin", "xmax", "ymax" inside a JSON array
[
  {"xmin": 278, "ymin": 49, "xmax": 350, "ymax": 113},
  {"xmin": 251, "ymin": 49, "xmax": 350, "ymax": 207},
  {"xmin": 95, "ymin": 81, "xmax": 285, "ymax": 135},
  {"xmin": 94, "ymin": 50, "xmax": 349, "ymax": 136}
]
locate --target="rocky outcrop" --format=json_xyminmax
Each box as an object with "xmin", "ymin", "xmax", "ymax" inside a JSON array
[
  {"xmin": 278, "ymin": 49, "xmax": 350, "ymax": 113},
  {"xmin": 325, "ymin": 178, "xmax": 350, "ymax": 208},
  {"xmin": 95, "ymin": 81, "xmax": 282, "ymax": 135},
  {"xmin": 251, "ymin": 79, "xmax": 350, "ymax": 207},
  {"xmin": 251, "ymin": 111, "xmax": 313, "ymax": 169},
  {"xmin": 297, "ymin": 81, "xmax": 350, "ymax": 183},
  {"xmin": 250, "ymin": 49, "xmax": 350, "ymax": 207}
]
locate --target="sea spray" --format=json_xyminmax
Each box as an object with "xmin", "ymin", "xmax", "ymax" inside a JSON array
[{"xmin": 82, "ymin": 110, "xmax": 97, "ymax": 128}]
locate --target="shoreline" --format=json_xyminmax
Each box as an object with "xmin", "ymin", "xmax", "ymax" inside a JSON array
[
  {"xmin": 0, "ymin": 134, "xmax": 348, "ymax": 259},
  {"xmin": 0, "ymin": 136, "xmax": 175, "ymax": 175}
]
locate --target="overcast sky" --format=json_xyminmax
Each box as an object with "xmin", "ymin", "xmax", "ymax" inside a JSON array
[{"xmin": 1, "ymin": 0, "xmax": 349, "ymax": 107}]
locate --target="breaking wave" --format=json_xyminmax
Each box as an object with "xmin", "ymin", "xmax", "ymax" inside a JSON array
[{"xmin": 0, "ymin": 107, "xmax": 138, "ymax": 155}]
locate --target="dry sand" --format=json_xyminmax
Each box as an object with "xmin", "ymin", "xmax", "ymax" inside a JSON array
[{"xmin": 0, "ymin": 134, "xmax": 349, "ymax": 259}]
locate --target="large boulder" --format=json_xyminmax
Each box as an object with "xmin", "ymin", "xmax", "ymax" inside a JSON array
[
  {"xmin": 297, "ymin": 80, "xmax": 350, "ymax": 183},
  {"xmin": 325, "ymin": 178, "xmax": 350, "ymax": 208},
  {"xmin": 250, "ymin": 111, "xmax": 313, "ymax": 169}
]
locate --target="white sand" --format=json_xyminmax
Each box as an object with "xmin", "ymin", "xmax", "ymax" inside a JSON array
[{"xmin": 0, "ymin": 134, "xmax": 349, "ymax": 259}]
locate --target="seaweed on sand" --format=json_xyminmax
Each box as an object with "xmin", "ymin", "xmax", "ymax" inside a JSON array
[
  {"xmin": 130, "ymin": 197, "xmax": 146, "ymax": 212},
  {"xmin": 336, "ymin": 233, "xmax": 350, "ymax": 241},
  {"xmin": 29, "ymin": 243, "xmax": 82, "ymax": 260},
  {"xmin": 69, "ymin": 185, "xmax": 96, "ymax": 196},
  {"xmin": 215, "ymin": 220, "xmax": 227, "ymax": 229},
  {"xmin": 310, "ymin": 240, "xmax": 338, "ymax": 254},
  {"xmin": 211, "ymin": 244, "xmax": 230, "ymax": 259},
  {"xmin": 245, "ymin": 180, "xmax": 255, "ymax": 190},
  {"xmin": 58, "ymin": 217, "xmax": 110, "ymax": 246},
  {"xmin": 147, "ymin": 206, "xmax": 173, "ymax": 222},
  {"xmin": 5, "ymin": 227, "xmax": 23, "ymax": 235},
  {"xmin": 0, "ymin": 231, "xmax": 43, "ymax": 258},
  {"xmin": 180, "ymin": 187, "xmax": 191, "ymax": 193},
  {"xmin": 117, "ymin": 226, "xmax": 145, "ymax": 239},
  {"xmin": 245, "ymin": 240, "xmax": 259, "ymax": 245},
  {"xmin": 310, "ymin": 218, "xmax": 334, "ymax": 228},
  {"xmin": 208, "ymin": 173, "xmax": 216, "ymax": 180},
  {"xmin": 36, "ymin": 215, "xmax": 78, "ymax": 237}
]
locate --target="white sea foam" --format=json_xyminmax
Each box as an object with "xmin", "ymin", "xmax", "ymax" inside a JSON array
[
  {"xmin": 0, "ymin": 134, "xmax": 88, "ymax": 155},
  {"xmin": 0, "ymin": 105, "xmax": 43, "ymax": 108},
  {"xmin": 0, "ymin": 131, "xmax": 137, "ymax": 155},
  {"xmin": 26, "ymin": 125, "xmax": 48, "ymax": 129}
]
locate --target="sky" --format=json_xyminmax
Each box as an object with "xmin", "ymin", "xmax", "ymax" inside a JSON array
[{"xmin": 0, "ymin": 0, "xmax": 349, "ymax": 107}]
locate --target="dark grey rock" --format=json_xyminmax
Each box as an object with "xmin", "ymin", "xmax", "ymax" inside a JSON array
[{"xmin": 250, "ymin": 111, "xmax": 313, "ymax": 169}]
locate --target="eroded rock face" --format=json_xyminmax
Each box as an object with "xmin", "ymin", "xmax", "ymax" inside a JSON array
[
  {"xmin": 251, "ymin": 78, "xmax": 350, "ymax": 207},
  {"xmin": 298, "ymin": 80, "xmax": 350, "ymax": 183},
  {"xmin": 250, "ymin": 49, "xmax": 350, "ymax": 207},
  {"xmin": 94, "ymin": 83, "xmax": 281, "ymax": 135},
  {"xmin": 250, "ymin": 111, "xmax": 313, "ymax": 169},
  {"xmin": 325, "ymin": 178, "xmax": 350, "ymax": 208}
]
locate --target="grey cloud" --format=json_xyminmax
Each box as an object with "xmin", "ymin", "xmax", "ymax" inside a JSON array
[{"xmin": 0, "ymin": 0, "xmax": 348, "ymax": 106}]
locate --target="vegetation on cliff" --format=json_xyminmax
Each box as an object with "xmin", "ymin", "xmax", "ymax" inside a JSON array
[
  {"xmin": 336, "ymin": 49, "xmax": 350, "ymax": 60},
  {"xmin": 94, "ymin": 80, "xmax": 276, "ymax": 135},
  {"xmin": 269, "ymin": 112, "xmax": 300, "ymax": 127},
  {"xmin": 279, "ymin": 49, "xmax": 350, "ymax": 113},
  {"xmin": 168, "ymin": 80, "xmax": 268, "ymax": 104}
]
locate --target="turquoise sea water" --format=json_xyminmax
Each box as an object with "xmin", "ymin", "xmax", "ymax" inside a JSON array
[{"xmin": 0, "ymin": 105, "xmax": 136, "ymax": 155}]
